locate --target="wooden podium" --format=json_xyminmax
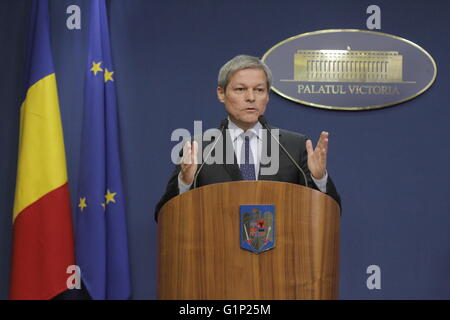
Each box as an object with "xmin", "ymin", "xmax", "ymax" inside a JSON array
[{"xmin": 157, "ymin": 181, "xmax": 340, "ymax": 299}]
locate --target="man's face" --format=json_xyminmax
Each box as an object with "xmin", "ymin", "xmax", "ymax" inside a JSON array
[{"xmin": 217, "ymin": 68, "xmax": 269, "ymax": 130}]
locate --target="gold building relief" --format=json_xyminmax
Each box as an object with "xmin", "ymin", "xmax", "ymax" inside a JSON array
[{"xmin": 293, "ymin": 48, "xmax": 403, "ymax": 83}]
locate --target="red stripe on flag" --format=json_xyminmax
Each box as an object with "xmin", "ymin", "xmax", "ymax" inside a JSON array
[{"xmin": 10, "ymin": 183, "xmax": 75, "ymax": 300}]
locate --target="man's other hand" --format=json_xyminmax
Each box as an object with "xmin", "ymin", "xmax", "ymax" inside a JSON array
[{"xmin": 306, "ymin": 131, "xmax": 328, "ymax": 180}]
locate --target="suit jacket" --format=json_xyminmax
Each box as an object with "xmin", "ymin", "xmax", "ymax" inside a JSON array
[{"xmin": 154, "ymin": 122, "xmax": 341, "ymax": 221}]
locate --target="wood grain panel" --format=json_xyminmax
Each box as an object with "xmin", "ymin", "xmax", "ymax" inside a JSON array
[{"xmin": 157, "ymin": 181, "xmax": 340, "ymax": 299}]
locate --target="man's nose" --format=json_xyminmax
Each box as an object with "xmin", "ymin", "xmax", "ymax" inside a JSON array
[{"xmin": 245, "ymin": 90, "xmax": 255, "ymax": 102}]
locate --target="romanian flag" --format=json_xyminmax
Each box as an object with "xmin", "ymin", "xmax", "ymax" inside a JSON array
[
  {"xmin": 9, "ymin": 0, "xmax": 75, "ymax": 300},
  {"xmin": 75, "ymin": 0, "xmax": 131, "ymax": 299}
]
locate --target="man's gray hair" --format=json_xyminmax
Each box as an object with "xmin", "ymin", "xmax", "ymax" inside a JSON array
[{"xmin": 218, "ymin": 55, "xmax": 273, "ymax": 91}]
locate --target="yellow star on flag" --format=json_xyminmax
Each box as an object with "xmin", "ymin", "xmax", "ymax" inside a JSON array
[
  {"xmin": 105, "ymin": 189, "xmax": 117, "ymax": 204},
  {"xmin": 90, "ymin": 61, "xmax": 103, "ymax": 76},
  {"xmin": 78, "ymin": 197, "xmax": 87, "ymax": 212},
  {"xmin": 104, "ymin": 68, "xmax": 114, "ymax": 82},
  {"xmin": 101, "ymin": 202, "xmax": 106, "ymax": 211}
]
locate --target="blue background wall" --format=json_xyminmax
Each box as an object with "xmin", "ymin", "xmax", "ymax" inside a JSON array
[{"xmin": 1, "ymin": 0, "xmax": 449, "ymax": 299}]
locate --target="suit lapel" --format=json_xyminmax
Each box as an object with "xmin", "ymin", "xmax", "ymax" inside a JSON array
[
  {"xmin": 222, "ymin": 124, "xmax": 242, "ymax": 181},
  {"xmin": 258, "ymin": 125, "xmax": 283, "ymax": 180}
]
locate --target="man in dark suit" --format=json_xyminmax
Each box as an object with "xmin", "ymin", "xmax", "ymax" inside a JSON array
[{"xmin": 155, "ymin": 55, "xmax": 340, "ymax": 221}]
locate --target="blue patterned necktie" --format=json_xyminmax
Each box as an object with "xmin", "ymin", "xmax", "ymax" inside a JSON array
[{"xmin": 240, "ymin": 135, "xmax": 256, "ymax": 180}]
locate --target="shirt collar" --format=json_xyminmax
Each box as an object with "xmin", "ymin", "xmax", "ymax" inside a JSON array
[{"xmin": 227, "ymin": 117, "xmax": 263, "ymax": 142}]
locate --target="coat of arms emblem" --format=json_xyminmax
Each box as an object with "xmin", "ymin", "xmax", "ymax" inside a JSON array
[{"xmin": 240, "ymin": 205, "xmax": 275, "ymax": 254}]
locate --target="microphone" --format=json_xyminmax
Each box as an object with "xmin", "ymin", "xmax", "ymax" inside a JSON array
[
  {"xmin": 193, "ymin": 119, "xmax": 228, "ymax": 189},
  {"xmin": 258, "ymin": 115, "xmax": 308, "ymax": 188}
]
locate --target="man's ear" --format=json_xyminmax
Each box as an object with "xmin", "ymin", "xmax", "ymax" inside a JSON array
[{"xmin": 217, "ymin": 86, "xmax": 225, "ymax": 103}]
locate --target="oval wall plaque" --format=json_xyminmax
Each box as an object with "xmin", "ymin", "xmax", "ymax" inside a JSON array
[{"xmin": 262, "ymin": 29, "xmax": 437, "ymax": 110}]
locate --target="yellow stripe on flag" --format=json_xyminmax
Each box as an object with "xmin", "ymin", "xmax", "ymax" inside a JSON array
[{"xmin": 13, "ymin": 73, "xmax": 68, "ymax": 221}]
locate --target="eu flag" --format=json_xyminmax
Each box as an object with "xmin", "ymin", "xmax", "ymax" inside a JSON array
[{"xmin": 75, "ymin": 0, "xmax": 131, "ymax": 300}]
